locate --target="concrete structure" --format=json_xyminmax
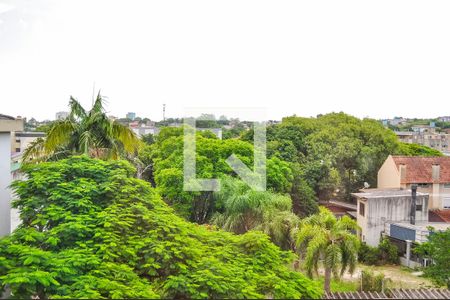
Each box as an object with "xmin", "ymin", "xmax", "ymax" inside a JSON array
[
  {"xmin": 11, "ymin": 131, "xmax": 45, "ymax": 154},
  {"xmin": 395, "ymin": 131, "xmax": 450, "ymax": 156},
  {"xmin": 383, "ymin": 221, "xmax": 450, "ymax": 267},
  {"xmin": 55, "ymin": 111, "xmax": 69, "ymax": 120},
  {"xmin": 197, "ymin": 128, "xmax": 223, "ymax": 139},
  {"xmin": 131, "ymin": 124, "xmax": 223, "ymax": 139},
  {"xmin": 0, "ymin": 114, "xmax": 23, "ymax": 237},
  {"xmin": 126, "ymin": 112, "xmax": 136, "ymax": 120},
  {"xmin": 352, "ymin": 189, "xmax": 429, "ymax": 247},
  {"xmin": 378, "ymin": 155, "xmax": 450, "ymax": 209},
  {"xmin": 131, "ymin": 125, "xmax": 160, "ymax": 137}
]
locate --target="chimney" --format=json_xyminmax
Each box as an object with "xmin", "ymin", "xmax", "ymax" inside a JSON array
[
  {"xmin": 399, "ymin": 164, "xmax": 407, "ymax": 183},
  {"xmin": 432, "ymin": 164, "xmax": 440, "ymax": 182},
  {"xmin": 410, "ymin": 184, "xmax": 417, "ymax": 225}
]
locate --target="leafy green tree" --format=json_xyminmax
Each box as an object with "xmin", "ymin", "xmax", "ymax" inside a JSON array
[
  {"xmin": 0, "ymin": 156, "xmax": 321, "ymax": 299},
  {"xmin": 150, "ymin": 127, "xmax": 294, "ymax": 223},
  {"xmin": 212, "ymin": 176, "xmax": 299, "ymax": 250},
  {"xmin": 23, "ymin": 93, "xmax": 140, "ymax": 162},
  {"xmin": 415, "ymin": 228, "xmax": 450, "ymax": 288},
  {"xmin": 295, "ymin": 207, "xmax": 360, "ymax": 293},
  {"xmin": 141, "ymin": 133, "xmax": 155, "ymax": 145},
  {"xmin": 396, "ymin": 142, "xmax": 443, "ymax": 156},
  {"xmin": 266, "ymin": 113, "xmax": 400, "ymax": 201}
]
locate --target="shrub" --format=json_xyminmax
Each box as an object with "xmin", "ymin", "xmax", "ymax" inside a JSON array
[
  {"xmin": 378, "ymin": 237, "xmax": 400, "ymax": 265},
  {"xmin": 358, "ymin": 243, "xmax": 379, "ymax": 265},
  {"xmin": 358, "ymin": 238, "xmax": 399, "ymax": 266},
  {"xmin": 361, "ymin": 269, "xmax": 390, "ymax": 292}
]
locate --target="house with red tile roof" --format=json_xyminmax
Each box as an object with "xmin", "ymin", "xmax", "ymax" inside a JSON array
[{"xmin": 378, "ymin": 155, "xmax": 450, "ymax": 210}]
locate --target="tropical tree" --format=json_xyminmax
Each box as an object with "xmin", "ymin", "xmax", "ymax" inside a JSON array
[
  {"xmin": 295, "ymin": 207, "xmax": 360, "ymax": 293},
  {"xmin": 22, "ymin": 93, "xmax": 140, "ymax": 162},
  {"xmin": 212, "ymin": 176, "xmax": 300, "ymax": 250}
]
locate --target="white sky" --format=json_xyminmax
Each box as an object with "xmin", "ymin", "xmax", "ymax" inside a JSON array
[{"xmin": 1, "ymin": 0, "xmax": 450, "ymax": 121}]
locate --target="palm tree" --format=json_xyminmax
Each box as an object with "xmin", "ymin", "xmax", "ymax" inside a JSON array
[
  {"xmin": 23, "ymin": 93, "xmax": 141, "ymax": 162},
  {"xmin": 212, "ymin": 176, "xmax": 300, "ymax": 250},
  {"xmin": 294, "ymin": 207, "xmax": 359, "ymax": 293}
]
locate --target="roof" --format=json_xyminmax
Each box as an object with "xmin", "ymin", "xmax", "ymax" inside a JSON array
[
  {"xmin": 321, "ymin": 204, "xmax": 349, "ymax": 214},
  {"xmin": 388, "ymin": 220, "xmax": 450, "ymax": 232},
  {"xmin": 0, "ymin": 114, "xmax": 15, "ymax": 120},
  {"xmin": 352, "ymin": 188, "xmax": 427, "ymax": 199},
  {"xmin": 392, "ymin": 156, "xmax": 450, "ymax": 184},
  {"xmin": 431, "ymin": 209, "xmax": 450, "ymax": 223},
  {"xmin": 15, "ymin": 132, "xmax": 45, "ymax": 138},
  {"xmin": 429, "ymin": 210, "xmax": 446, "ymax": 222},
  {"xmin": 324, "ymin": 288, "xmax": 450, "ymax": 299}
]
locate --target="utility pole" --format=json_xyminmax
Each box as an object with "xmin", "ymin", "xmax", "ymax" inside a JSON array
[
  {"xmin": 410, "ymin": 184, "xmax": 417, "ymax": 225},
  {"xmin": 163, "ymin": 104, "xmax": 166, "ymax": 121}
]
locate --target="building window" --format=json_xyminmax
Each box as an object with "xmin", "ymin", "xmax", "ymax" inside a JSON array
[
  {"xmin": 416, "ymin": 199, "xmax": 423, "ymax": 211},
  {"xmin": 15, "ymin": 148, "xmax": 20, "ymax": 153},
  {"xmin": 417, "ymin": 183, "xmax": 430, "ymax": 188},
  {"xmin": 444, "ymin": 183, "xmax": 450, "ymax": 189},
  {"xmin": 359, "ymin": 202, "xmax": 365, "ymax": 217}
]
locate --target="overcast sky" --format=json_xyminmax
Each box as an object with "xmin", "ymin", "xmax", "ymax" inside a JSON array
[{"xmin": 1, "ymin": 0, "xmax": 450, "ymax": 121}]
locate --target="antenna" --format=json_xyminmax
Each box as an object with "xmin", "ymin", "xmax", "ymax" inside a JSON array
[
  {"xmin": 91, "ymin": 81, "xmax": 96, "ymax": 106},
  {"xmin": 163, "ymin": 103, "xmax": 166, "ymax": 121}
]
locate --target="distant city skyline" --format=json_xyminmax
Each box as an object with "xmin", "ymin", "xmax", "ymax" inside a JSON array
[{"xmin": 1, "ymin": 1, "xmax": 450, "ymax": 122}]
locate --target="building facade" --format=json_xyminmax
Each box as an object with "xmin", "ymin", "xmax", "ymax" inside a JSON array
[
  {"xmin": 378, "ymin": 155, "xmax": 450, "ymax": 209},
  {"xmin": 395, "ymin": 131, "xmax": 450, "ymax": 155},
  {"xmin": 55, "ymin": 111, "xmax": 69, "ymax": 120},
  {"xmin": 352, "ymin": 189, "xmax": 429, "ymax": 247},
  {"xmin": 0, "ymin": 115, "xmax": 23, "ymax": 237}
]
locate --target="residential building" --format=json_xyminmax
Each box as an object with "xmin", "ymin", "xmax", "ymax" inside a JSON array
[
  {"xmin": 126, "ymin": 112, "xmax": 136, "ymax": 120},
  {"xmin": 0, "ymin": 114, "xmax": 23, "ymax": 237},
  {"xmin": 352, "ymin": 188, "xmax": 450, "ymax": 267},
  {"xmin": 131, "ymin": 125, "xmax": 160, "ymax": 137},
  {"xmin": 11, "ymin": 132, "xmax": 45, "ymax": 153},
  {"xmin": 55, "ymin": 111, "xmax": 69, "ymax": 120},
  {"xmin": 378, "ymin": 155, "xmax": 450, "ymax": 209},
  {"xmin": 395, "ymin": 131, "xmax": 450, "ymax": 155},
  {"xmin": 411, "ymin": 124, "xmax": 435, "ymax": 134},
  {"xmin": 352, "ymin": 189, "xmax": 429, "ymax": 247},
  {"xmin": 197, "ymin": 128, "xmax": 223, "ymax": 139},
  {"xmin": 438, "ymin": 116, "xmax": 450, "ymax": 122}
]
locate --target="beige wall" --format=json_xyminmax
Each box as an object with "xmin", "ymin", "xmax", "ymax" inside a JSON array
[
  {"xmin": 377, "ymin": 155, "xmax": 400, "ymax": 188},
  {"xmin": 356, "ymin": 199, "xmax": 368, "ymax": 244},
  {"xmin": 404, "ymin": 183, "xmax": 450, "ymax": 210}
]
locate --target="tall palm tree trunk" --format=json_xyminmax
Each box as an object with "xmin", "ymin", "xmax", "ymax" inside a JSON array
[{"xmin": 324, "ymin": 267, "xmax": 332, "ymax": 293}]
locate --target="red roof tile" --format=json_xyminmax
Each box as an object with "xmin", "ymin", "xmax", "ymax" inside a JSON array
[
  {"xmin": 429, "ymin": 210, "xmax": 446, "ymax": 222},
  {"xmin": 433, "ymin": 209, "xmax": 450, "ymax": 223},
  {"xmin": 392, "ymin": 156, "xmax": 450, "ymax": 184}
]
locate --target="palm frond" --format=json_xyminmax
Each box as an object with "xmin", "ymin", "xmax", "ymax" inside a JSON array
[
  {"xmin": 44, "ymin": 120, "xmax": 74, "ymax": 152},
  {"xmin": 22, "ymin": 137, "xmax": 47, "ymax": 163},
  {"xmin": 111, "ymin": 121, "xmax": 141, "ymax": 154},
  {"xmin": 69, "ymin": 96, "xmax": 87, "ymax": 120}
]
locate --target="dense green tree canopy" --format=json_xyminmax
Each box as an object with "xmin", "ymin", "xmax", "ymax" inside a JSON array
[
  {"xmin": 415, "ymin": 228, "xmax": 450, "ymax": 288},
  {"xmin": 264, "ymin": 113, "xmax": 402, "ymax": 201},
  {"xmin": 0, "ymin": 156, "xmax": 321, "ymax": 299},
  {"xmin": 396, "ymin": 142, "xmax": 443, "ymax": 157},
  {"xmin": 149, "ymin": 127, "xmax": 293, "ymax": 222}
]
